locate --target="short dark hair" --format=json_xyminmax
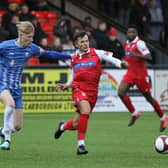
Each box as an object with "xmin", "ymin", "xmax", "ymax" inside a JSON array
[
  {"xmin": 73, "ymin": 31, "xmax": 88, "ymax": 42},
  {"xmin": 127, "ymin": 24, "xmax": 138, "ymax": 30}
]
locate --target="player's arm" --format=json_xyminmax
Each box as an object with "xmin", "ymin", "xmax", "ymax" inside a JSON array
[
  {"xmin": 40, "ymin": 48, "xmax": 72, "ymax": 60},
  {"xmin": 95, "ymin": 49, "xmax": 128, "ymax": 68},
  {"xmin": 56, "ymin": 70, "xmax": 74, "ymax": 91},
  {"xmin": 131, "ymin": 41, "xmax": 152, "ymax": 60}
]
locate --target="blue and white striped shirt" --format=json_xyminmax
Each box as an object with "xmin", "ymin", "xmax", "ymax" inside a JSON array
[{"xmin": 0, "ymin": 39, "xmax": 40, "ymax": 89}]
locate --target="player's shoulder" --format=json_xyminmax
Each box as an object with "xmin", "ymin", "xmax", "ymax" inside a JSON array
[
  {"xmin": 70, "ymin": 53, "xmax": 78, "ymax": 63},
  {"xmin": 0, "ymin": 39, "xmax": 15, "ymax": 46},
  {"xmin": 28, "ymin": 42, "xmax": 40, "ymax": 52},
  {"xmin": 136, "ymin": 38, "xmax": 146, "ymax": 45},
  {"xmin": 29, "ymin": 42, "xmax": 40, "ymax": 48},
  {"xmin": 94, "ymin": 48, "xmax": 111, "ymax": 57}
]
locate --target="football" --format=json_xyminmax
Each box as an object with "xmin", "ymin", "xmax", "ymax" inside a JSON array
[{"xmin": 154, "ymin": 135, "xmax": 168, "ymax": 154}]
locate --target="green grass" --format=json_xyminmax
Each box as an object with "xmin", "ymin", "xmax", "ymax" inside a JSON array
[{"xmin": 0, "ymin": 112, "xmax": 168, "ymax": 168}]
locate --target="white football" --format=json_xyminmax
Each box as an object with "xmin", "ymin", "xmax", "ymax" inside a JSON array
[{"xmin": 154, "ymin": 135, "xmax": 168, "ymax": 154}]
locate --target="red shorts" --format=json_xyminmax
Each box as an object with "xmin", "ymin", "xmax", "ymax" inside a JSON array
[
  {"xmin": 72, "ymin": 88, "xmax": 97, "ymax": 112},
  {"xmin": 122, "ymin": 73, "xmax": 151, "ymax": 93}
]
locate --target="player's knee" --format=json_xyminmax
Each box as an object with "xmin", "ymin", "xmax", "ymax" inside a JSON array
[
  {"xmin": 6, "ymin": 100, "xmax": 15, "ymax": 108},
  {"xmin": 118, "ymin": 89, "xmax": 124, "ymax": 98},
  {"xmin": 73, "ymin": 121, "xmax": 78, "ymax": 129},
  {"xmin": 144, "ymin": 94, "xmax": 154, "ymax": 103},
  {"xmin": 14, "ymin": 124, "xmax": 22, "ymax": 131},
  {"xmin": 6, "ymin": 101, "xmax": 15, "ymax": 108}
]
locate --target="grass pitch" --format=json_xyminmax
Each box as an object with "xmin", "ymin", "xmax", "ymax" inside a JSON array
[{"xmin": 0, "ymin": 112, "xmax": 168, "ymax": 168}]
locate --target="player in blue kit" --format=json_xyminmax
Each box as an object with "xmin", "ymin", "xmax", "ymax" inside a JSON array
[{"xmin": 0, "ymin": 21, "xmax": 71, "ymax": 150}]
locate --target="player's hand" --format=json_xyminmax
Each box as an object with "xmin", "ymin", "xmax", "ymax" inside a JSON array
[
  {"xmin": 56, "ymin": 83, "xmax": 69, "ymax": 91},
  {"xmin": 121, "ymin": 60, "xmax": 128, "ymax": 68}
]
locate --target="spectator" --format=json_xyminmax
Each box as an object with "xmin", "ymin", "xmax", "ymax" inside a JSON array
[
  {"xmin": 53, "ymin": 18, "xmax": 73, "ymax": 44},
  {"xmin": 80, "ymin": 16, "xmax": 93, "ymax": 32},
  {"xmin": 0, "ymin": 26, "xmax": 9, "ymax": 42},
  {"xmin": 117, "ymin": 0, "xmax": 132, "ymax": 25},
  {"xmin": 2, "ymin": 2, "xmax": 19, "ymax": 29},
  {"xmin": 93, "ymin": 20, "xmax": 108, "ymax": 49},
  {"xmin": 85, "ymin": 29, "xmax": 97, "ymax": 48},
  {"xmin": 129, "ymin": 0, "xmax": 151, "ymax": 36},
  {"xmin": 51, "ymin": 36, "xmax": 63, "ymax": 51},
  {"xmin": 30, "ymin": 15, "xmax": 48, "ymax": 45},
  {"xmin": 24, "ymin": 0, "xmax": 48, "ymax": 11},
  {"xmin": 62, "ymin": 39, "xmax": 75, "ymax": 51},
  {"xmin": 19, "ymin": 4, "xmax": 36, "ymax": 21},
  {"xmin": 148, "ymin": 0, "xmax": 164, "ymax": 41},
  {"xmin": 102, "ymin": 28, "xmax": 124, "ymax": 60},
  {"xmin": 6, "ymin": 14, "xmax": 19, "ymax": 39},
  {"xmin": 97, "ymin": 0, "xmax": 118, "ymax": 19},
  {"xmin": 72, "ymin": 26, "xmax": 82, "ymax": 36},
  {"xmin": 39, "ymin": 37, "xmax": 49, "ymax": 48},
  {"xmin": 162, "ymin": 0, "xmax": 168, "ymax": 47}
]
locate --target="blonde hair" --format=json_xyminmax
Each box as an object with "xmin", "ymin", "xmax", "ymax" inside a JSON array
[{"xmin": 16, "ymin": 21, "xmax": 34, "ymax": 34}]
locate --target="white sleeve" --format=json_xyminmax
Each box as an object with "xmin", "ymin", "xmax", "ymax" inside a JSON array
[
  {"xmin": 95, "ymin": 49, "xmax": 121, "ymax": 68},
  {"xmin": 66, "ymin": 69, "xmax": 74, "ymax": 86},
  {"xmin": 137, "ymin": 40, "xmax": 150, "ymax": 55}
]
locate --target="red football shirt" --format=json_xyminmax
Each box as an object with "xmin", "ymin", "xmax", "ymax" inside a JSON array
[
  {"xmin": 71, "ymin": 48, "xmax": 102, "ymax": 92},
  {"xmin": 124, "ymin": 37, "xmax": 150, "ymax": 77}
]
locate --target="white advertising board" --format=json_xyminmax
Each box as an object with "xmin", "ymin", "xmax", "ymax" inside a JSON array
[{"xmin": 155, "ymin": 70, "xmax": 168, "ymax": 111}]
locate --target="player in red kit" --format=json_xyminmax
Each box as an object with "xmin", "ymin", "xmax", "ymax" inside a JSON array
[
  {"xmin": 54, "ymin": 31, "xmax": 128, "ymax": 155},
  {"xmin": 118, "ymin": 25, "xmax": 168, "ymax": 132}
]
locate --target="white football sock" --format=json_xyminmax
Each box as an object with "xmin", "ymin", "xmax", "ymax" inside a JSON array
[
  {"xmin": 2, "ymin": 106, "xmax": 14, "ymax": 141},
  {"xmin": 131, "ymin": 110, "xmax": 139, "ymax": 116},
  {"xmin": 160, "ymin": 114, "xmax": 166, "ymax": 120},
  {"xmin": 60, "ymin": 124, "xmax": 64, "ymax": 131},
  {"xmin": 78, "ymin": 140, "xmax": 85, "ymax": 147},
  {"xmin": 9, "ymin": 112, "xmax": 17, "ymax": 133}
]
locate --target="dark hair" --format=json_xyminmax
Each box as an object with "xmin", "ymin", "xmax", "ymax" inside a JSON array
[
  {"xmin": 73, "ymin": 31, "xmax": 88, "ymax": 42},
  {"xmin": 127, "ymin": 24, "xmax": 138, "ymax": 30}
]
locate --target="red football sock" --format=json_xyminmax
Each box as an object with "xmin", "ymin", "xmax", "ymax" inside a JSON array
[
  {"xmin": 78, "ymin": 113, "xmax": 90, "ymax": 140},
  {"xmin": 152, "ymin": 100, "xmax": 164, "ymax": 117},
  {"xmin": 121, "ymin": 95, "xmax": 135, "ymax": 113},
  {"xmin": 63, "ymin": 120, "xmax": 76, "ymax": 130}
]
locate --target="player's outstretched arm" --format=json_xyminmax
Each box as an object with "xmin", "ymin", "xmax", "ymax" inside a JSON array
[{"xmin": 40, "ymin": 49, "xmax": 72, "ymax": 60}]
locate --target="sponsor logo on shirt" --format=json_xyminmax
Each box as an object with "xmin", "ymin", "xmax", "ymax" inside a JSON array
[
  {"xmin": 104, "ymin": 52, "xmax": 109, "ymax": 56},
  {"xmin": 142, "ymin": 48, "xmax": 147, "ymax": 52},
  {"xmin": 125, "ymin": 51, "xmax": 132, "ymax": 57},
  {"xmin": 25, "ymin": 52, "xmax": 30, "ymax": 57},
  {"xmin": 74, "ymin": 61, "xmax": 95, "ymax": 70}
]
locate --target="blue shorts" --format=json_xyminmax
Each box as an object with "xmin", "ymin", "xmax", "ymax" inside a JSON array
[{"xmin": 0, "ymin": 86, "xmax": 23, "ymax": 109}]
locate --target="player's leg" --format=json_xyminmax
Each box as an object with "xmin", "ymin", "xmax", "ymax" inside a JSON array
[
  {"xmin": 142, "ymin": 92, "xmax": 168, "ymax": 132},
  {"xmin": 54, "ymin": 113, "xmax": 79, "ymax": 139},
  {"xmin": 118, "ymin": 81, "xmax": 141, "ymax": 126},
  {"xmin": 0, "ymin": 90, "xmax": 15, "ymax": 150},
  {"xmin": 0, "ymin": 108, "xmax": 23, "ymax": 150},
  {"xmin": 13, "ymin": 108, "xmax": 23, "ymax": 132},
  {"xmin": 77, "ymin": 100, "xmax": 91, "ymax": 155},
  {"xmin": 137, "ymin": 76, "xmax": 168, "ymax": 132},
  {"xmin": 118, "ymin": 81, "xmax": 135, "ymax": 113}
]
